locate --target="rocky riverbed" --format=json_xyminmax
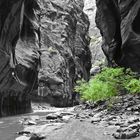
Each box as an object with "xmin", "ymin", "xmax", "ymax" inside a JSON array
[{"xmin": 1, "ymin": 94, "xmax": 140, "ymax": 140}]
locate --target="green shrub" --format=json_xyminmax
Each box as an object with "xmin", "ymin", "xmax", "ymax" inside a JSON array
[
  {"xmin": 75, "ymin": 79, "xmax": 117, "ymax": 102},
  {"xmin": 75, "ymin": 67, "xmax": 140, "ymax": 102},
  {"xmin": 125, "ymin": 79, "xmax": 140, "ymax": 94}
]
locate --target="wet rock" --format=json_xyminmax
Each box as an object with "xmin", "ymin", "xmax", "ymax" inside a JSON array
[
  {"xmin": 16, "ymin": 136, "xmax": 30, "ymax": 140},
  {"xmin": 115, "ymin": 121, "xmax": 124, "ymax": 126},
  {"xmin": 113, "ymin": 116, "xmax": 140, "ymax": 139},
  {"xmin": 134, "ymin": 112, "xmax": 139, "ymax": 115},
  {"xmin": 128, "ymin": 123, "xmax": 140, "ymax": 130},
  {"xmin": 88, "ymin": 113, "xmax": 94, "ymax": 117},
  {"xmin": 113, "ymin": 129, "xmax": 139, "ymax": 139},
  {"xmin": 131, "ymin": 106, "xmax": 140, "ymax": 112},
  {"xmin": 91, "ymin": 117, "xmax": 101, "ymax": 123},
  {"xmin": 128, "ymin": 117, "xmax": 139, "ymax": 124},
  {"xmin": 27, "ymin": 121, "xmax": 37, "ymax": 125},
  {"xmin": 20, "ymin": 116, "xmax": 38, "ymax": 125},
  {"xmin": 84, "ymin": 101, "xmax": 98, "ymax": 109},
  {"xmin": 46, "ymin": 113, "xmax": 62, "ymax": 120},
  {"xmin": 93, "ymin": 112, "xmax": 103, "ymax": 118},
  {"xmin": 62, "ymin": 116, "xmax": 71, "ymax": 122},
  {"xmin": 17, "ymin": 131, "xmax": 31, "ymax": 135},
  {"xmin": 108, "ymin": 121, "xmax": 116, "ymax": 126},
  {"xmin": 29, "ymin": 134, "xmax": 45, "ymax": 140},
  {"xmin": 126, "ymin": 108, "xmax": 132, "ymax": 111}
]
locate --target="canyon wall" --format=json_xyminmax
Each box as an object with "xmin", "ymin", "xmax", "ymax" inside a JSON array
[
  {"xmin": 0, "ymin": 0, "xmax": 91, "ymax": 116},
  {"xmin": 96, "ymin": 0, "xmax": 140, "ymax": 72},
  {"xmin": 83, "ymin": 0, "xmax": 105, "ymax": 66},
  {"xmin": 37, "ymin": 0, "xmax": 91, "ymax": 107}
]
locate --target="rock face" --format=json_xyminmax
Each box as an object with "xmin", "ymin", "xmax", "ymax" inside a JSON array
[
  {"xmin": 83, "ymin": 0, "xmax": 105, "ymax": 65},
  {"xmin": 96, "ymin": 0, "xmax": 140, "ymax": 72},
  {"xmin": 0, "ymin": 0, "xmax": 40, "ymax": 116},
  {"xmin": 83, "ymin": 0, "xmax": 99, "ymax": 37},
  {"xmin": 38, "ymin": 0, "xmax": 91, "ymax": 107},
  {"xmin": 0, "ymin": 0, "xmax": 91, "ymax": 116}
]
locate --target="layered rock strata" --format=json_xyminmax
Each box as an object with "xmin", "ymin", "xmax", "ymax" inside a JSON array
[
  {"xmin": 0, "ymin": 0, "xmax": 91, "ymax": 116},
  {"xmin": 38, "ymin": 0, "xmax": 91, "ymax": 107}
]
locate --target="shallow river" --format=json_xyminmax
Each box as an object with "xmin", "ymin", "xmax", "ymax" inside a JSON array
[{"xmin": 0, "ymin": 103, "xmax": 140, "ymax": 140}]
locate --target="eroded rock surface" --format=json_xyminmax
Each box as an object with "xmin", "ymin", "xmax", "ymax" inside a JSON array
[
  {"xmin": 0, "ymin": 0, "xmax": 91, "ymax": 116},
  {"xmin": 96, "ymin": 0, "xmax": 140, "ymax": 72},
  {"xmin": 37, "ymin": 0, "xmax": 91, "ymax": 107},
  {"xmin": 0, "ymin": 0, "xmax": 40, "ymax": 116}
]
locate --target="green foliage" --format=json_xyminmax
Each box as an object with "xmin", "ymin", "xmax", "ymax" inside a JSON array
[
  {"xmin": 125, "ymin": 79, "xmax": 140, "ymax": 94},
  {"xmin": 75, "ymin": 79, "xmax": 117, "ymax": 102},
  {"xmin": 75, "ymin": 67, "xmax": 140, "ymax": 102}
]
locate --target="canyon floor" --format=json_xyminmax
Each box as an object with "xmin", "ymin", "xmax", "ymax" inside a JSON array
[{"xmin": 1, "ymin": 94, "xmax": 140, "ymax": 140}]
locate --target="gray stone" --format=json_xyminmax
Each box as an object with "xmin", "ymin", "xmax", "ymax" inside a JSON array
[
  {"xmin": 91, "ymin": 117, "xmax": 101, "ymax": 123},
  {"xmin": 46, "ymin": 113, "xmax": 62, "ymax": 120},
  {"xmin": 128, "ymin": 117, "xmax": 139, "ymax": 124},
  {"xmin": 90, "ymin": 66, "xmax": 101, "ymax": 76}
]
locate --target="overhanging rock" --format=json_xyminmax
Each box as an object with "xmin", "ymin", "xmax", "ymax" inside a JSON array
[{"xmin": 96, "ymin": 0, "xmax": 140, "ymax": 72}]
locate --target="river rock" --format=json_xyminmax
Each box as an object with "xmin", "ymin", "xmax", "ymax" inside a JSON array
[
  {"xmin": 46, "ymin": 113, "xmax": 62, "ymax": 120},
  {"xmin": 91, "ymin": 117, "xmax": 101, "ymax": 123},
  {"xmin": 29, "ymin": 134, "xmax": 45, "ymax": 140},
  {"xmin": 113, "ymin": 129, "xmax": 139, "ymax": 139},
  {"xmin": 16, "ymin": 136, "xmax": 30, "ymax": 140}
]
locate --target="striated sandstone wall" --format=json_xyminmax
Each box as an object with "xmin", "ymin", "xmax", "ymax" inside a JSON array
[{"xmin": 0, "ymin": 0, "xmax": 91, "ymax": 116}]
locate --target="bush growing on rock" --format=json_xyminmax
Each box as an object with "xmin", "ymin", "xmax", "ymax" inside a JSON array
[{"xmin": 75, "ymin": 67, "xmax": 140, "ymax": 102}]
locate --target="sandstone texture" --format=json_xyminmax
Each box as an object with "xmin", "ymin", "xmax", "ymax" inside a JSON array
[
  {"xmin": 37, "ymin": 0, "xmax": 91, "ymax": 107},
  {"xmin": 0, "ymin": 0, "xmax": 40, "ymax": 116},
  {"xmin": 96, "ymin": 0, "xmax": 140, "ymax": 72},
  {"xmin": 0, "ymin": 0, "xmax": 91, "ymax": 116}
]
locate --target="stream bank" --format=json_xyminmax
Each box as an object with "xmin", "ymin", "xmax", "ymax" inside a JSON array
[{"xmin": 1, "ymin": 94, "xmax": 140, "ymax": 140}]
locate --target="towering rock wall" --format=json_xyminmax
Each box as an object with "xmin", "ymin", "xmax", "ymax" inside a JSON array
[
  {"xmin": 96, "ymin": 0, "xmax": 140, "ymax": 72},
  {"xmin": 38, "ymin": 0, "xmax": 91, "ymax": 107},
  {"xmin": 0, "ymin": 0, "xmax": 40, "ymax": 116},
  {"xmin": 0, "ymin": 0, "xmax": 91, "ymax": 116}
]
